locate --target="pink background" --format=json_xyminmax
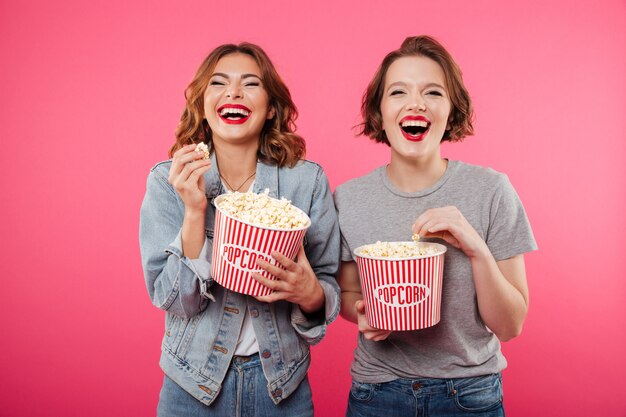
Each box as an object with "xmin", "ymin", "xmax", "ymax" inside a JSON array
[{"xmin": 1, "ymin": 0, "xmax": 625, "ymax": 416}]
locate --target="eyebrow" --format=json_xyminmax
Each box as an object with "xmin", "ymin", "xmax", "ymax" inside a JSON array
[
  {"xmin": 386, "ymin": 81, "xmax": 445, "ymax": 90},
  {"xmin": 211, "ymin": 72, "xmax": 262, "ymax": 80}
]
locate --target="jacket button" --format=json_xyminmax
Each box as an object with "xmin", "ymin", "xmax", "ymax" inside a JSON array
[
  {"xmin": 412, "ymin": 382, "xmax": 422, "ymax": 390},
  {"xmin": 261, "ymin": 350, "xmax": 271, "ymax": 359},
  {"xmin": 272, "ymin": 388, "xmax": 283, "ymax": 398},
  {"xmin": 250, "ymin": 309, "xmax": 259, "ymax": 318}
]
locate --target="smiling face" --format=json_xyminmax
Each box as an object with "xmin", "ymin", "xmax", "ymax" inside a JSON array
[
  {"xmin": 381, "ymin": 55, "xmax": 452, "ymax": 162},
  {"xmin": 203, "ymin": 53, "xmax": 274, "ymax": 147}
]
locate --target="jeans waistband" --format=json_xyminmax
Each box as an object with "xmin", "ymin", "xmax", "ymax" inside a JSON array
[
  {"xmin": 378, "ymin": 373, "xmax": 502, "ymax": 396},
  {"xmin": 231, "ymin": 353, "xmax": 261, "ymax": 370}
]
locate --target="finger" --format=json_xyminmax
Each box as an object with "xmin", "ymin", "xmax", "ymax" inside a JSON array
[
  {"xmin": 171, "ymin": 145, "xmax": 202, "ymax": 168},
  {"xmin": 423, "ymin": 221, "xmax": 453, "ymax": 237},
  {"xmin": 251, "ymin": 273, "xmax": 284, "ymax": 291},
  {"xmin": 255, "ymin": 292, "xmax": 285, "ymax": 304},
  {"xmin": 173, "ymin": 143, "xmax": 198, "ymax": 155},
  {"xmin": 412, "ymin": 218, "xmax": 425, "ymax": 235},
  {"xmin": 355, "ymin": 299, "xmax": 365, "ymax": 315},
  {"xmin": 294, "ymin": 245, "xmax": 311, "ymax": 268},
  {"xmin": 417, "ymin": 217, "xmax": 450, "ymax": 239},
  {"xmin": 421, "ymin": 230, "xmax": 446, "ymax": 240},
  {"xmin": 170, "ymin": 155, "xmax": 209, "ymax": 184},
  {"xmin": 371, "ymin": 331, "xmax": 392, "ymax": 341},
  {"xmin": 179, "ymin": 159, "xmax": 211, "ymax": 183},
  {"xmin": 362, "ymin": 332, "xmax": 377, "ymax": 340},
  {"xmin": 423, "ymin": 224, "xmax": 462, "ymax": 248},
  {"xmin": 270, "ymin": 250, "xmax": 300, "ymax": 273},
  {"xmin": 362, "ymin": 328, "xmax": 387, "ymax": 340},
  {"xmin": 255, "ymin": 258, "xmax": 289, "ymax": 280},
  {"xmin": 172, "ymin": 163, "xmax": 209, "ymax": 192},
  {"xmin": 185, "ymin": 163, "xmax": 212, "ymax": 186},
  {"xmin": 173, "ymin": 147, "xmax": 208, "ymax": 169},
  {"xmin": 169, "ymin": 149, "xmax": 192, "ymax": 183},
  {"xmin": 413, "ymin": 210, "xmax": 435, "ymax": 235}
]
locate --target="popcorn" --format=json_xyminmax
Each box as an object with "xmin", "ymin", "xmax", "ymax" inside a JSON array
[
  {"xmin": 412, "ymin": 233, "xmax": 420, "ymax": 243},
  {"xmin": 216, "ymin": 189, "xmax": 309, "ymax": 229},
  {"xmin": 195, "ymin": 142, "xmax": 210, "ymax": 160},
  {"xmin": 356, "ymin": 241, "xmax": 442, "ymax": 259}
]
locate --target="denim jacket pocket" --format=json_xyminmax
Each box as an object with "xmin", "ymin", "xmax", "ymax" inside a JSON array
[
  {"xmin": 451, "ymin": 374, "xmax": 503, "ymax": 412},
  {"xmin": 164, "ymin": 314, "xmax": 200, "ymax": 357},
  {"xmin": 164, "ymin": 314, "xmax": 186, "ymax": 352}
]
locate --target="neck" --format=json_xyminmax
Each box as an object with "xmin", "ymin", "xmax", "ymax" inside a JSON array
[
  {"xmin": 214, "ymin": 142, "xmax": 258, "ymax": 177},
  {"xmin": 386, "ymin": 153, "xmax": 448, "ymax": 193},
  {"xmin": 214, "ymin": 142, "xmax": 258, "ymax": 192}
]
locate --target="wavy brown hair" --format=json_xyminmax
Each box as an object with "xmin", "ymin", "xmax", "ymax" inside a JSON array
[
  {"xmin": 359, "ymin": 35, "xmax": 474, "ymax": 144},
  {"xmin": 170, "ymin": 43, "xmax": 305, "ymax": 167}
]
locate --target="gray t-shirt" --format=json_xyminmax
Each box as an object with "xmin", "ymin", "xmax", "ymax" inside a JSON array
[{"xmin": 334, "ymin": 160, "xmax": 537, "ymax": 382}]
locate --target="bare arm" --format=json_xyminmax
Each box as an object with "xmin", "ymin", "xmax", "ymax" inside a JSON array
[
  {"xmin": 471, "ymin": 253, "xmax": 528, "ymax": 341},
  {"xmin": 338, "ymin": 261, "xmax": 392, "ymax": 341},
  {"xmin": 338, "ymin": 261, "xmax": 360, "ymax": 323}
]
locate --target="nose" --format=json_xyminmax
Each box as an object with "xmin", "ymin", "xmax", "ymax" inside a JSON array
[
  {"xmin": 225, "ymin": 83, "xmax": 243, "ymax": 99},
  {"xmin": 407, "ymin": 93, "xmax": 426, "ymax": 112}
]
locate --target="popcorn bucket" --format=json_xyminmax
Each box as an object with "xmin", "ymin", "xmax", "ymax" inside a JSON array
[
  {"xmin": 211, "ymin": 195, "xmax": 310, "ymax": 296},
  {"xmin": 354, "ymin": 242, "xmax": 447, "ymax": 331}
]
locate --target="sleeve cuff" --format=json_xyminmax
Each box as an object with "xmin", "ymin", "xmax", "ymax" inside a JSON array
[
  {"xmin": 290, "ymin": 280, "xmax": 340, "ymax": 345},
  {"xmin": 167, "ymin": 230, "xmax": 215, "ymax": 302}
]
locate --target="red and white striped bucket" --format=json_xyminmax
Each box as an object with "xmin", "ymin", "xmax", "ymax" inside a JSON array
[
  {"xmin": 210, "ymin": 195, "xmax": 310, "ymax": 297},
  {"xmin": 354, "ymin": 242, "xmax": 447, "ymax": 331}
]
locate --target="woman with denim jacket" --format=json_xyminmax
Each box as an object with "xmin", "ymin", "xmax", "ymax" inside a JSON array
[
  {"xmin": 139, "ymin": 42, "xmax": 340, "ymax": 416},
  {"xmin": 334, "ymin": 36, "xmax": 537, "ymax": 416}
]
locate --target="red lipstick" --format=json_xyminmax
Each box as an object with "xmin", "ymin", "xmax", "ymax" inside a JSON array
[
  {"xmin": 217, "ymin": 104, "xmax": 252, "ymax": 125},
  {"xmin": 399, "ymin": 115, "xmax": 430, "ymax": 142}
]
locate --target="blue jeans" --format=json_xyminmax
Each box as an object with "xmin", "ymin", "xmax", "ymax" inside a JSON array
[
  {"xmin": 347, "ymin": 374, "xmax": 504, "ymax": 417},
  {"xmin": 157, "ymin": 354, "xmax": 313, "ymax": 417}
]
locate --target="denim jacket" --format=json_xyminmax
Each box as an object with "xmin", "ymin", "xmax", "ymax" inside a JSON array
[{"xmin": 139, "ymin": 153, "xmax": 340, "ymax": 405}]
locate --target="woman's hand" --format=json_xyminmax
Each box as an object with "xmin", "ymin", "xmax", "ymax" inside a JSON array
[
  {"xmin": 355, "ymin": 300, "xmax": 392, "ymax": 341},
  {"xmin": 253, "ymin": 246, "xmax": 325, "ymax": 314},
  {"xmin": 168, "ymin": 144, "xmax": 212, "ymax": 259},
  {"xmin": 412, "ymin": 206, "xmax": 488, "ymax": 259},
  {"xmin": 415, "ymin": 206, "xmax": 530, "ymax": 341},
  {"xmin": 168, "ymin": 144, "xmax": 212, "ymax": 212}
]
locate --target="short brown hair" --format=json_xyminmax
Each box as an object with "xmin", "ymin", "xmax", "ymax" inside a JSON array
[
  {"xmin": 170, "ymin": 43, "xmax": 305, "ymax": 167},
  {"xmin": 359, "ymin": 35, "xmax": 474, "ymax": 144}
]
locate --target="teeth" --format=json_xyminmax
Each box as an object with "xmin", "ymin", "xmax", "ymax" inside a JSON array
[
  {"xmin": 219, "ymin": 107, "xmax": 250, "ymax": 117},
  {"xmin": 401, "ymin": 120, "xmax": 428, "ymax": 127}
]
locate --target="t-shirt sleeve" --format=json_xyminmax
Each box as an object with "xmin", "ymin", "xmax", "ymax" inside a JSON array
[
  {"xmin": 340, "ymin": 233, "xmax": 354, "ymax": 262},
  {"xmin": 333, "ymin": 186, "xmax": 355, "ymax": 262},
  {"xmin": 486, "ymin": 174, "xmax": 538, "ymax": 261}
]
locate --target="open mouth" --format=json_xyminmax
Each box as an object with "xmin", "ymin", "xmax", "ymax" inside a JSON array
[
  {"xmin": 400, "ymin": 116, "xmax": 430, "ymax": 141},
  {"xmin": 217, "ymin": 104, "xmax": 251, "ymax": 124}
]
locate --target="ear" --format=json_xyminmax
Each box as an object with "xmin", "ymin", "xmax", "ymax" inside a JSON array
[
  {"xmin": 267, "ymin": 106, "xmax": 276, "ymax": 120},
  {"xmin": 446, "ymin": 116, "xmax": 453, "ymax": 131}
]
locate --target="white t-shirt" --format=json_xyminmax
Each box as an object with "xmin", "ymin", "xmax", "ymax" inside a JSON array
[{"xmin": 222, "ymin": 180, "xmax": 260, "ymax": 356}]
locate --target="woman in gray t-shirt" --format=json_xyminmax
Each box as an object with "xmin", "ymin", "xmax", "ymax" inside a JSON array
[{"xmin": 334, "ymin": 35, "xmax": 537, "ymax": 417}]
